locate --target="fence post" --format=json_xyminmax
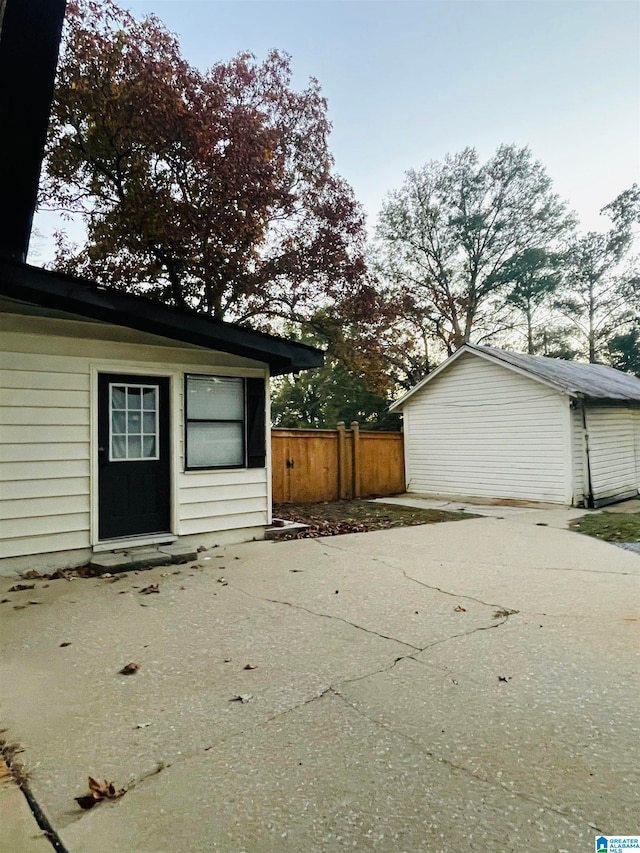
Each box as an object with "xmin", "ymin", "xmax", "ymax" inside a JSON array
[
  {"xmin": 351, "ymin": 421, "xmax": 360, "ymax": 498},
  {"xmin": 337, "ymin": 421, "xmax": 346, "ymax": 499}
]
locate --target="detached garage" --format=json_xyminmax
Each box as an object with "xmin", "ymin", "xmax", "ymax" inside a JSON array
[{"xmin": 390, "ymin": 344, "xmax": 640, "ymax": 508}]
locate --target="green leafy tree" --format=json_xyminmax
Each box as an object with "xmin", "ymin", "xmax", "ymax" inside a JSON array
[
  {"xmin": 375, "ymin": 145, "xmax": 573, "ymax": 366},
  {"xmin": 607, "ymin": 326, "xmax": 640, "ymax": 376},
  {"xmin": 271, "ymin": 360, "xmax": 401, "ymax": 430},
  {"xmin": 495, "ymin": 249, "xmax": 562, "ymax": 354},
  {"xmin": 555, "ymin": 185, "xmax": 639, "ymax": 363}
]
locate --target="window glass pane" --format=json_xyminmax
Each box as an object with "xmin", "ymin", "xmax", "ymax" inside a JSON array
[
  {"xmin": 127, "ymin": 387, "xmax": 141, "ymax": 409},
  {"xmin": 143, "ymin": 412, "xmax": 156, "ymax": 434},
  {"xmin": 187, "ymin": 376, "xmax": 243, "ymax": 420},
  {"xmin": 112, "ymin": 411, "xmax": 126, "ymax": 434},
  {"xmin": 111, "ymin": 386, "xmax": 126, "ymax": 409},
  {"xmin": 128, "ymin": 411, "xmax": 142, "ymax": 433},
  {"xmin": 112, "ymin": 435, "xmax": 126, "ymax": 459},
  {"xmin": 128, "ymin": 435, "xmax": 142, "ymax": 458},
  {"xmin": 143, "ymin": 436, "xmax": 156, "ymax": 457},
  {"xmin": 187, "ymin": 422, "xmax": 244, "ymax": 468},
  {"xmin": 142, "ymin": 388, "xmax": 156, "ymax": 410}
]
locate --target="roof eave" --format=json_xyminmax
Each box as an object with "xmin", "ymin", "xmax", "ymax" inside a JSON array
[{"xmin": 0, "ymin": 260, "xmax": 324, "ymax": 375}]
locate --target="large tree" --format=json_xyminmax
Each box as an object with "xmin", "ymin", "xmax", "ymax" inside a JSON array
[
  {"xmin": 375, "ymin": 145, "xmax": 574, "ymax": 362},
  {"xmin": 42, "ymin": 0, "xmax": 371, "ymax": 336},
  {"xmin": 555, "ymin": 185, "xmax": 639, "ymax": 363},
  {"xmin": 494, "ymin": 248, "xmax": 562, "ymax": 354}
]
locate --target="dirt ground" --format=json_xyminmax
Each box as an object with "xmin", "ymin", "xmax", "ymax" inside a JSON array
[{"xmin": 273, "ymin": 499, "xmax": 477, "ymax": 538}]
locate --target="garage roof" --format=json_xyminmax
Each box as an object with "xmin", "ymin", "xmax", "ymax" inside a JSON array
[{"xmin": 390, "ymin": 343, "xmax": 640, "ymax": 410}]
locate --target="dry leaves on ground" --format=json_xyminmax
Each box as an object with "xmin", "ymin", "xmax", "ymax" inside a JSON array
[
  {"xmin": 119, "ymin": 662, "xmax": 139, "ymax": 675},
  {"xmin": 139, "ymin": 584, "xmax": 159, "ymax": 595},
  {"xmin": 75, "ymin": 776, "xmax": 126, "ymax": 810}
]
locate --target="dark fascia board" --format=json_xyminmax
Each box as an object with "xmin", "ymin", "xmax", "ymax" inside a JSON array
[{"xmin": 0, "ymin": 259, "xmax": 324, "ymax": 375}]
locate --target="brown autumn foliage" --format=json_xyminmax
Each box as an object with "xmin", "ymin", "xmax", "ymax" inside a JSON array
[{"xmin": 41, "ymin": 0, "xmax": 386, "ymax": 383}]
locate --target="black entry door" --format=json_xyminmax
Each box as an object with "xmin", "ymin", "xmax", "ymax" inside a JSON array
[{"xmin": 98, "ymin": 374, "xmax": 170, "ymax": 540}]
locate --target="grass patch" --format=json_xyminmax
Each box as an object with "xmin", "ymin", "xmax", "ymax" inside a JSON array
[
  {"xmin": 569, "ymin": 512, "xmax": 640, "ymax": 543},
  {"xmin": 273, "ymin": 499, "xmax": 478, "ymax": 539}
]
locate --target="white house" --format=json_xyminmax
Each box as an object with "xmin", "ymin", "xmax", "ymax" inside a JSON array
[
  {"xmin": 0, "ymin": 261, "xmax": 322, "ymax": 574},
  {"xmin": 0, "ymin": 1, "xmax": 323, "ymax": 575},
  {"xmin": 390, "ymin": 344, "xmax": 640, "ymax": 508}
]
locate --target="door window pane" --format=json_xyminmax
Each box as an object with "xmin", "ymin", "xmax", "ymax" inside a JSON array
[
  {"xmin": 143, "ymin": 436, "xmax": 156, "ymax": 457},
  {"xmin": 128, "ymin": 411, "xmax": 142, "ymax": 433},
  {"xmin": 187, "ymin": 422, "xmax": 244, "ymax": 468},
  {"xmin": 112, "ymin": 411, "xmax": 126, "ymax": 434},
  {"xmin": 142, "ymin": 388, "xmax": 156, "ymax": 410},
  {"xmin": 112, "ymin": 386, "xmax": 126, "ymax": 409},
  {"xmin": 112, "ymin": 435, "xmax": 126, "ymax": 459},
  {"xmin": 109, "ymin": 384, "xmax": 159, "ymax": 461}
]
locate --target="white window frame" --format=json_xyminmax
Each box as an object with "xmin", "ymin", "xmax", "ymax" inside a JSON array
[{"xmin": 108, "ymin": 382, "xmax": 160, "ymax": 462}]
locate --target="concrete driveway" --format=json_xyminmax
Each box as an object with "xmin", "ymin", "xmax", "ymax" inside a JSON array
[{"xmin": 1, "ymin": 515, "xmax": 638, "ymax": 852}]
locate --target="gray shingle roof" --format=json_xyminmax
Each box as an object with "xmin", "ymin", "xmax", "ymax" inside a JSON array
[{"xmin": 469, "ymin": 345, "xmax": 640, "ymax": 402}]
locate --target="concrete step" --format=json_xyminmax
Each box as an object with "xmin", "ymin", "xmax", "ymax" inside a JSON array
[{"xmin": 89, "ymin": 543, "xmax": 198, "ymax": 572}]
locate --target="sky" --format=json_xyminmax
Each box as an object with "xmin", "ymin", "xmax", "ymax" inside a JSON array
[{"xmin": 32, "ymin": 0, "xmax": 640, "ymax": 259}]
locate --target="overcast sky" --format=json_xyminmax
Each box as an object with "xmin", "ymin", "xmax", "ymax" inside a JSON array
[{"xmin": 32, "ymin": 0, "xmax": 640, "ymax": 258}]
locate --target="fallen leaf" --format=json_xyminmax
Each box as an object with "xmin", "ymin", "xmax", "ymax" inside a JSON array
[
  {"xmin": 75, "ymin": 776, "xmax": 126, "ymax": 810},
  {"xmin": 229, "ymin": 693, "xmax": 252, "ymax": 703},
  {"xmin": 197, "ymin": 545, "xmax": 207, "ymax": 552},
  {"xmin": 27, "ymin": 600, "xmax": 40, "ymax": 605},
  {"xmin": 119, "ymin": 662, "xmax": 139, "ymax": 675},
  {"xmin": 1, "ymin": 598, "xmax": 10, "ymax": 604},
  {"xmin": 454, "ymin": 605, "xmax": 466, "ymax": 612},
  {"xmin": 139, "ymin": 584, "xmax": 159, "ymax": 595},
  {"xmin": 493, "ymin": 608, "xmax": 518, "ymax": 619},
  {"xmin": 8, "ymin": 583, "xmax": 35, "ymax": 592},
  {"xmin": 13, "ymin": 605, "xmax": 26, "ymax": 610},
  {"xmin": 290, "ymin": 569, "xmax": 303, "ymax": 573},
  {"xmin": 59, "ymin": 642, "xmax": 71, "ymax": 648},
  {"xmin": 498, "ymin": 675, "xmax": 511, "ymax": 683},
  {"xmin": 75, "ymin": 794, "xmax": 100, "ymax": 810},
  {"xmin": 135, "ymin": 722, "xmax": 151, "ymax": 729},
  {"xmin": 217, "ymin": 578, "xmax": 228, "ymax": 586},
  {"xmin": 117, "ymin": 590, "xmax": 128, "ymax": 594},
  {"xmin": 243, "ymin": 663, "xmax": 257, "ymax": 670}
]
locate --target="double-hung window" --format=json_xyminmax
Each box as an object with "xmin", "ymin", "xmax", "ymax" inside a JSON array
[{"xmin": 185, "ymin": 375, "xmax": 245, "ymax": 470}]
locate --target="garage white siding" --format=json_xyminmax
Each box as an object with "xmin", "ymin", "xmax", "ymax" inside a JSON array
[
  {"xmin": 636, "ymin": 410, "xmax": 640, "ymax": 493},
  {"xmin": 585, "ymin": 406, "xmax": 638, "ymax": 506},
  {"xmin": 0, "ymin": 312, "xmax": 269, "ymax": 561},
  {"xmin": 403, "ymin": 352, "xmax": 570, "ymax": 503}
]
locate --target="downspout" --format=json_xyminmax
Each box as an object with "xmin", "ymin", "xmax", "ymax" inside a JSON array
[{"xmin": 579, "ymin": 399, "xmax": 594, "ymax": 508}]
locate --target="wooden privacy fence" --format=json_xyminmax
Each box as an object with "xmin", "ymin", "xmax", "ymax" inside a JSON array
[{"xmin": 271, "ymin": 422, "xmax": 405, "ymax": 504}]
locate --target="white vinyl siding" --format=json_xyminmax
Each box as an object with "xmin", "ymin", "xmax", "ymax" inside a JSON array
[
  {"xmin": 635, "ymin": 410, "xmax": 640, "ymax": 493},
  {"xmin": 1, "ymin": 311, "xmax": 268, "ymax": 560},
  {"xmin": 585, "ymin": 406, "xmax": 638, "ymax": 506},
  {"xmin": 403, "ymin": 352, "xmax": 569, "ymax": 504}
]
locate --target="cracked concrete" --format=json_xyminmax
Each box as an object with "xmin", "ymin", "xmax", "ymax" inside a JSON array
[{"xmin": 0, "ymin": 514, "xmax": 638, "ymax": 852}]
